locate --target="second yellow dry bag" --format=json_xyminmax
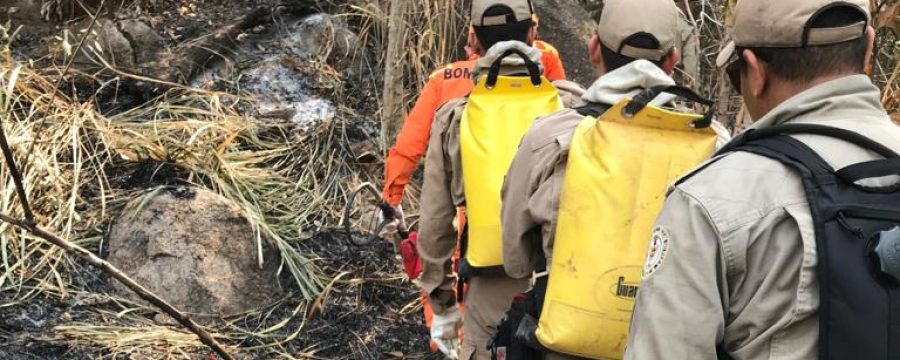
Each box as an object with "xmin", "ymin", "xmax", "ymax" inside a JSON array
[{"xmin": 535, "ymin": 86, "xmax": 719, "ymax": 359}]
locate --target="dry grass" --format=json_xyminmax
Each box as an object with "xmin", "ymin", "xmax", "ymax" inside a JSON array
[
  {"xmin": 0, "ymin": 8, "xmax": 394, "ymax": 352},
  {"xmin": 0, "ymin": 25, "xmax": 330, "ymax": 302},
  {"xmin": 0, "ymin": 39, "xmax": 114, "ymax": 303}
]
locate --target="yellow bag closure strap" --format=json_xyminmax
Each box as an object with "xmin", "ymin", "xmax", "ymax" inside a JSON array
[
  {"xmin": 460, "ymin": 69, "xmax": 563, "ymax": 271},
  {"xmin": 534, "ymin": 92, "xmax": 717, "ymax": 359},
  {"xmin": 621, "ymin": 85, "xmax": 715, "ymax": 129},
  {"xmin": 483, "ymin": 48, "xmax": 544, "ymax": 89}
]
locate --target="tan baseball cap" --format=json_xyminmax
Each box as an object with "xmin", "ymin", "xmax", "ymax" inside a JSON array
[
  {"xmin": 716, "ymin": 0, "xmax": 870, "ymax": 67},
  {"xmin": 596, "ymin": 0, "xmax": 681, "ymax": 61},
  {"xmin": 471, "ymin": 0, "xmax": 534, "ymax": 27}
]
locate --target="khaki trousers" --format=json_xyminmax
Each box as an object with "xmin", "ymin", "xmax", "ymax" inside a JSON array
[{"xmin": 459, "ymin": 275, "xmax": 529, "ymax": 360}]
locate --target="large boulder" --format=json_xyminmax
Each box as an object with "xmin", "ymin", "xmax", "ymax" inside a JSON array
[
  {"xmin": 533, "ymin": 0, "xmax": 597, "ymax": 85},
  {"xmin": 107, "ymin": 187, "xmax": 282, "ymax": 321}
]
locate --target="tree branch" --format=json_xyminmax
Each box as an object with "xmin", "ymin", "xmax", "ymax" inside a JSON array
[
  {"xmin": 0, "ymin": 120, "xmax": 34, "ymax": 224},
  {"xmin": 380, "ymin": 0, "xmax": 409, "ymax": 150}
]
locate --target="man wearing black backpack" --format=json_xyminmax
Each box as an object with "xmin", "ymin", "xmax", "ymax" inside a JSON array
[{"xmin": 626, "ymin": 1, "xmax": 900, "ymax": 359}]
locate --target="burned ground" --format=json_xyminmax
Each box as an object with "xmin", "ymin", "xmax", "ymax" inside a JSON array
[{"xmin": 0, "ymin": 230, "xmax": 440, "ymax": 359}]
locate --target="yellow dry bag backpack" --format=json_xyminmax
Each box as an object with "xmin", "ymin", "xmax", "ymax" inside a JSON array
[
  {"xmin": 490, "ymin": 85, "xmax": 720, "ymax": 360},
  {"xmin": 459, "ymin": 49, "xmax": 563, "ymax": 280}
]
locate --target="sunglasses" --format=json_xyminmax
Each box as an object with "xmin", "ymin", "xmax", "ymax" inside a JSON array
[{"xmin": 724, "ymin": 49, "xmax": 745, "ymax": 93}]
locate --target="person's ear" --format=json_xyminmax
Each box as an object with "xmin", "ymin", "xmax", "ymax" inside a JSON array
[
  {"xmin": 466, "ymin": 26, "xmax": 483, "ymax": 58},
  {"xmin": 743, "ymin": 49, "xmax": 768, "ymax": 98},
  {"xmin": 864, "ymin": 26, "xmax": 876, "ymax": 74},
  {"xmin": 526, "ymin": 25, "xmax": 538, "ymax": 45},
  {"xmin": 588, "ymin": 35, "xmax": 606, "ymax": 74},
  {"xmin": 660, "ymin": 47, "xmax": 680, "ymax": 75}
]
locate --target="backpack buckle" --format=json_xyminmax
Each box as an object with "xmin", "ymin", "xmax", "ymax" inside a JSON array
[{"xmin": 530, "ymin": 270, "xmax": 548, "ymax": 287}]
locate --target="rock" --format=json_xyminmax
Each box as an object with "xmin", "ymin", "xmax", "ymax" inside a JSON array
[
  {"xmin": 60, "ymin": 18, "xmax": 164, "ymax": 73},
  {"xmin": 64, "ymin": 18, "xmax": 135, "ymax": 71},
  {"xmin": 3, "ymin": 0, "xmax": 43, "ymax": 25},
  {"xmin": 118, "ymin": 19, "xmax": 164, "ymax": 63},
  {"xmin": 331, "ymin": 25, "xmax": 361, "ymax": 62},
  {"xmin": 532, "ymin": 0, "xmax": 598, "ymax": 85},
  {"xmin": 288, "ymin": 13, "xmax": 362, "ymax": 71},
  {"xmin": 107, "ymin": 186, "xmax": 282, "ymax": 321},
  {"xmin": 94, "ymin": 18, "xmax": 135, "ymax": 69}
]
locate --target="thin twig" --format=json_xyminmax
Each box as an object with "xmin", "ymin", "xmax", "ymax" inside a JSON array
[
  {"xmin": 0, "ymin": 119, "xmax": 34, "ymax": 224},
  {"xmin": 0, "ymin": 213, "xmax": 237, "ymax": 360}
]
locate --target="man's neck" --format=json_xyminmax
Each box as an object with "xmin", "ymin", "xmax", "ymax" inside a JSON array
[{"xmin": 758, "ymin": 73, "xmax": 857, "ymax": 118}]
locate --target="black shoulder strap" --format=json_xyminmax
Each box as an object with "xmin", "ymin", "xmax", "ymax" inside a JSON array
[
  {"xmin": 677, "ymin": 123, "xmax": 900, "ymax": 189},
  {"xmin": 738, "ymin": 135, "xmax": 837, "ymax": 181},
  {"xmin": 718, "ymin": 123, "xmax": 900, "ymax": 159},
  {"xmin": 574, "ymin": 103, "xmax": 611, "ymax": 118}
]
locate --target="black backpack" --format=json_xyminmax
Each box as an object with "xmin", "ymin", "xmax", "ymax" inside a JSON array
[{"xmin": 685, "ymin": 124, "xmax": 900, "ymax": 360}]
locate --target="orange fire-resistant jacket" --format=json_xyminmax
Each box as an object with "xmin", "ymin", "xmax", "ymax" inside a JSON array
[{"xmin": 382, "ymin": 41, "xmax": 567, "ymax": 205}]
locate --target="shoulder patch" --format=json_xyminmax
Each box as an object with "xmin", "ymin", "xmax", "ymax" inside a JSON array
[{"xmin": 642, "ymin": 226, "xmax": 671, "ymax": 279}]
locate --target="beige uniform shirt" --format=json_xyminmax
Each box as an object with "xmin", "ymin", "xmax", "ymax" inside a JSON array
[
  {"xmin": 625, "ymin": 75, "xmax": 900, "ymax": 360},
  {"xmin": 417, "ymin": 77, "xmax": 585, "ymax": 313}
]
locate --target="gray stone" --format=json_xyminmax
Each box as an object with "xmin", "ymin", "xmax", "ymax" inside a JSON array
[
  {"xmin": 96, "ymin": 18, "xmax": 135, "ymax": 69},
  {"xmin": 65, "ymin": 18, "xmax": 135, "ymax": 70},
  {"xmin": 107, "ymin": 187, "xmax": 282, "ymax": 321},
  {"xmin": 3, "ymin": 0, "xmax": 43, "ymax": 24},
  {"xmin": 118, "ymin": 19, "xmax": 164, "ymax": 63},
  {"xmin": 288, "ymin": 13, "xmax": 362, "ymax": 70},
  {"xmin": 532, "ymin": 0, "xmax": 597, "ymax": 85}
]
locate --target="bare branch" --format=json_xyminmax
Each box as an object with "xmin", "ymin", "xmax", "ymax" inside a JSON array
[{"xmin": 0, "ymin": 119, "xmax": 34, "ymax": 224}]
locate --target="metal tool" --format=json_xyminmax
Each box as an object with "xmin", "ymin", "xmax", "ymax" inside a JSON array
[{"xmin": 342, "ymin": 182, "xmax": 408, "ymax": 249}]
